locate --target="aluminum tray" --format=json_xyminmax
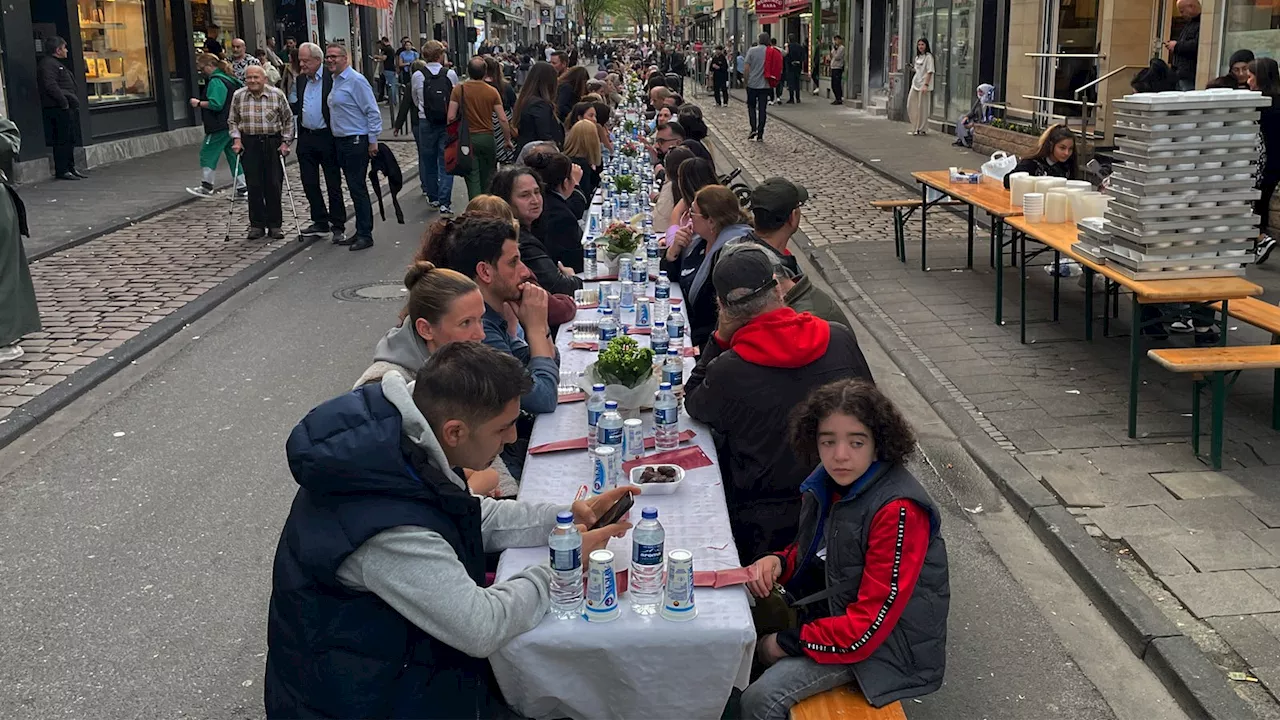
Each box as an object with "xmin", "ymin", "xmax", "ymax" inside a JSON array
[
  {"xmin": 1115, "ymin": 137, "xmax": 1260, "ymax": 155},
  {"xmin": 1107, "ymin": 186, "xmax": 1260, "ymax": 207},
  {"xmin": 1076, "ymin": 243, "xmax": 1107, "ymax": 264},
  {"xmin": 1113, "ymin": 152, "xmax": 1259, "ymax": 174},
  {"xmin": 1110, "ymin": 176, "xmax": 1257, "ymax": 197},
  {"xmin": 1112, "ymin": 97, "xmax": 1270, "ymax": 113},
  {"xmin": 1108, "ymin": 223, "xmax": 1256, "ymax": 245},
  {"xmin": 1111, "ymin": 114, "xmax": 1262, "ymax": 137},
  {"xmin": 1103, "ymin": 209, "xmax": 1257, "ymax": 232},
  {"xmin": 1109, "ymin": 235, "xmax": 1254, "ymax": 256},
  {"xmin": 1100, "ymin": 246, "xmax": 1248, "ymax": 271}
]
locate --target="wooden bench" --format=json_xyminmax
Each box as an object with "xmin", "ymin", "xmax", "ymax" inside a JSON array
[
  {"xmin": 1212, "ymin": 296, "xmax": 1280, "ymax": 434},
  {"xmin": 789, "ymin": 686, "xmax": 906, "ymax": 720},
  {"xmin": 1148, "ymin": 345, "xmax": 1280, "ymax": 469},
  {"xmin": 870, "ymin": 198, "xmax": 962, "ymax": 265}
]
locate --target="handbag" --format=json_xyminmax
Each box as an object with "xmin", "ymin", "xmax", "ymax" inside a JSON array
[
  {"xmin": 981, "ymin": 151, "xmax": 1019, "ymax": 182},
  {"xmin": 445, "ymin": 83, "xmax": 473, "ymax": 177}
]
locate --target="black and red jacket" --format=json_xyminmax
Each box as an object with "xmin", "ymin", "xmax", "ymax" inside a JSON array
[{"xmin": 769, "ymin": 462, "xmax": 949, "ymax": 707}]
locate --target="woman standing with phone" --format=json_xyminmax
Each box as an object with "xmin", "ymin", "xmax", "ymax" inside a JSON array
[{"xmin": 907, "ymin": 38, "xmax": 935, "ymax": 136}]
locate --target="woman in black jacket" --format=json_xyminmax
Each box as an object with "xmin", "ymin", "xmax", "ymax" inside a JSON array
[
  {"xmin": 490, "ymin": 165, "xmax": 583, "ymax": 296},
  {"xmin": 1002, "ymin": 124, "xmax": 1077, "ymax": 189},
  {"xmin": 512, "ymin": 63, "xmax": 563, "ymax": 152},
  {"xmin": 562, "ymin": 118, "xmax": 603, "ymax": 202},
  {"xmin": 1249, "ymin": 58, "xmax": 1280, "ymax": 264},
  {"xmin": 557, "ymin": 66, "xmax": 589, "ymax": 122},
  {"xmin": 525, "ymin": 151, "xmax": 586, "ymax": 272}
]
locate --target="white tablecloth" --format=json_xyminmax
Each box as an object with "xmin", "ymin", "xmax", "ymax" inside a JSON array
[{"xmin": 492, "ymin": 277, "xmax": 756, "ymax": 720}]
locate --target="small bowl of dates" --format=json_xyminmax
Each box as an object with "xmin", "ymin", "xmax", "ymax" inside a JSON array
[{"xmin": 629, "ymin": 464, "xmax": 685, "ymax": 495}]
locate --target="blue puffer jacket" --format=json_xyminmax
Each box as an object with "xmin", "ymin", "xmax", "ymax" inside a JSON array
[{"xmin": 263, "ymin": 382, "xmax": 496, "ymax": 719}]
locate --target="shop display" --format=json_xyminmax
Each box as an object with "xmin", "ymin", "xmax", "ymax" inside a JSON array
[
  {"xmin": 1091, "ymin": 89, "xmax": 1269, "ymax": 280},
  {"xmin": 78, "ymin": 0, "xmax": 153, "ymax": 105}
]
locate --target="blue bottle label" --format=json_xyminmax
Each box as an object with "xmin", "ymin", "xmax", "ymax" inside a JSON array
[
  {"xmin": 588, "ymin": 409, "xmax": 602, "ymax": 427},
  {"xmin": 550, "ymin": 546, "xmax": 581, "ymax": 572},
  {"xmin": 652, "ymin": 339, "xmax": 669, "ymax": 355},
  {"xmin": 663, "ymin": 368, "xmax": 683, "ymax": 386},
  {"xmin": 655, "ymin": 285, "xmax": 669, "ymax": 299},
  {"xmin": 600, "ymin": 326, "xmax": 618, "ymax": 341},
  {"xmin": 600, "ymin": 427, "xmax": 623, "ymax": 446},
  {"xmin": 633, "ymin": 541, "xmax": 664, "ymax": 566},
  {"xmin": 655, "ymin": 407, "xmax": 678, "ymax": 425}
]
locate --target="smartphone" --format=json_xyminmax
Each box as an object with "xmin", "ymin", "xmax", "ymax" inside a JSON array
[{"xmin": 590, "ymin": 492, "xmax": 634, "ymax": 531}]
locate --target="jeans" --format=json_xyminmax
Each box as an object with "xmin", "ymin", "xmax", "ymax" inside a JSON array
[
  {"xmin": 297, "ymin": 127, "xmax": 347, "ymax": 231},
  {"xmin": 240, "ymin": 134, "xmax": 284, "ymax": 229},
  {"xmin": 335, "ymin": 134, "xmax": 374, "ymax": 238},
  {"xmin": 746, "ymin": 88, "xmax": 770, "ymax": 136},
  {"xmin": 740, "ymin": 656, "xmax": 857, "ymax": 720},
  {"xmin": 786, "ymin": 68, "xmax": 801, "ymax": 102},
  {"xmin": 713, "ymin": 76, "xmax": 728, "ymax": 105},
  {"xmin": 384, "ymin": 70, "xmax": 399, "ymax": 108},
  {"xmin": 464, "ymin": 131, "xmax": 498, "ymax": 199},
  {"xmin": 830, "ymin": 68, "xmax": 844, "ymax": 103},
  {"xmin": 419, "ymin": 119, "xmax": 454, "ymax": 205}
]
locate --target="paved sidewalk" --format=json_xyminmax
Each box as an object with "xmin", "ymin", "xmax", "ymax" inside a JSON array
[
  {"xmin": 1, "ymin": 142, "xmax": 420, "ymax": 445},
  {"xmin": 697, "ymin": 99, "xmax": 1280, "ymax": 716}
]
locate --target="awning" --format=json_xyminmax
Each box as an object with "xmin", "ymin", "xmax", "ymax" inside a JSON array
[{"xmin": 349, "ymin": 0, "xmax": 391, "ymax": 9}]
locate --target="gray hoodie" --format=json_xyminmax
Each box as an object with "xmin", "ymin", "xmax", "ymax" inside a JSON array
[
  {"xmin": 353, "ymin": 319, "xmax": 431, "ymax": 389},
  {"xmin": 335, "ymin": 373, "xmax": 563, "ymax": 658}
]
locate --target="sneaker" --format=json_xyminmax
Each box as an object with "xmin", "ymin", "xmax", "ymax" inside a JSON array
[
  {"xmin": 332, "ymin": 230, "xmax": 350, "ymax": 245},
  {"xmin": 439, "ymin": 204, "xmax": 453, "ymax": 215},
  {"xmin": 1195, "ymin": 329, "xmax": 1221, "ymax": 346},
  {"xmin": 185, "ymin": 185, "xmax": 217, "ymax": 198},
  {"xmin": 348, "ymin": 235, "xmax": 374, "ymax": 252},
  {"xmin": 234, "ymin": 188, "xmax": 248, "ymax": 202},
  {"xmin": 246, "ymin": 226, "xmax": 266, "ymax": 240},
  {"xmin": 1257, "ymin": 235, "xmax": 1277, "ymax": 264},
  {"xmin": 299, "ymin": 222, "xmax": 329, "ymax": 237},
  {"xmin": 831, "ymin": 100, "xmax": 843, "ymax": 105},
  {"xmin": 746, "ymin": 131, "xmax": 756, "ymax": 140},
  {"xmin": 0, "ymin": 344, "xmax": 23, "ymax": 363},
  {"xmin": 1169, "ymin": 318, "xmax": 1196, "ymax": 334},
  {"xmin": 268, "ymin": 227, "xmax": 286, "ymax": 240}
]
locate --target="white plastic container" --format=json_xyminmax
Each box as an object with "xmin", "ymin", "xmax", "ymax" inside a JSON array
[{"xmin": 629, "ymin": 464, "xmax": 686, "ymax": 495}]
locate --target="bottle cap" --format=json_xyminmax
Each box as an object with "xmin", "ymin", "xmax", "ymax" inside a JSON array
[
  {"xmin": 668, "ymin": 349, "xmax": 680, "ymax": 356},
  {"xmin": 593, "ymin": 383, "xmax": 606, "ymax": 391},
  {"xmin": 602, "ymin": 307, "xmax": 613, "ymax": 315},
  {"xmin": 654, "ymin": 321, "xmax": 664, "ymax": 327},
  {"xmin": 605, "ymin": 400, "xmax": 618, "ymax": 409},
  {"xmin": 557, "ymin": 511, "xmax": 574, "ymax": 524},
  {"xmin": 659, "ymin": 382, "xmax": 672, "ymax": 391},
  {"xmin": 642, "ymin": 507, "xmax": 658, "ymax": 519}
]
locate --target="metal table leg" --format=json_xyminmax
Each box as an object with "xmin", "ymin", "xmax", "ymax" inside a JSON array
[
  {"xmin": 1084, "ymin": 268, "xmax": 1095, "ymax": 341},
  {"xmin": 967, "ymin": 204, "xmax": 975, "ymax": 269},
  {"xmin": 1211, "ymin": 371, "xmax": 1226, "ymax": 470},
  {"xmin": 920, "ymin": 183, "xmax": 928, "ymax": 272},
  {"xmin": 1020, "ymin": 230, "xmax": 1028, "ymax": 345},
  {"xmin": 1052, "ymin": 250, "xmax": 1061, "ymax": 322},
  {"xmin": 995, "ymin": 223, "xmax": 1005, "ymax": 326},
  {"xmin": 1129, "ymin": 300, "xmax": 1142, "ymax": 438}
]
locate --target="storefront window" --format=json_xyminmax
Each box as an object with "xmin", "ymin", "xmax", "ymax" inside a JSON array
[
  {"xmin": 190, "ymin": 0, "xmax": 239, "ymax": 58},
  {"xmin": 1222, "ymin": 0, "xmax": 1280, "ymax": 72},
  {"xmin": 79, "ymin": 0, "xmax": 154, "ymax": 105}
]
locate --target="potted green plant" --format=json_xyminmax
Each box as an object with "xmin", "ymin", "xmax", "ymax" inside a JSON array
[
  {"xmin": 599, "ymin": 221, "xmax": 642, "ymax": 273},
  {"xmin": 581, "ymin": 336, "xmax": 658, "ymax": 415},
  {"xmin": 614, "ymin": 174, "xmax": 637, "ymax": 193}
]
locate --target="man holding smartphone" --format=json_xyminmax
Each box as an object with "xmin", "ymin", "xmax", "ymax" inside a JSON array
[{"xmin": 265, "ymin": 342, "xmax": 638, "ymax": 718}]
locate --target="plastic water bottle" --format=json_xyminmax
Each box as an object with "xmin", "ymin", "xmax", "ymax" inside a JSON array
[
  {"xmin": 630, "ymin": 507, "xmax": 665, "ymax": 616},
  {"xmin": 654, "ymin": 382, "xmax": 679, "ymax": 451},
  {"xmin": 583, "ymin": 236, "xmax": 596, "ymax": 276},
  {"xmin": 586, "ymin": 383, "xmax": 607, "ymax": 451},
  {"xmin": 668, "ymin": 311, "xmax": 685, "ymax": 350},
  {"xmin": 663, "ymin": 349, "xmax": 683, "ymax": 390},
  {"xmin": 549, "ymin": 512, "xmax": 584, "ymax": 619},
  {"xmin": 598, "ymin": 400, "xmax": 624, "ymax": 452},
  {"xmin": 654, "ymin": 271, "xmax": 671, "ymax": 321},
  {"xmin": 599, "ymin": 308, "xmax": 618, "ymax": 342},
  {"xmin": 651, "ymin": 321, "xmax": 669, "ymax": 356}
]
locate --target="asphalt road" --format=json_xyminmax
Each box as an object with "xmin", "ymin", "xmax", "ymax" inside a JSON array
[{"xmin": 0, "ymin": 183, "xmax": 1180, "ymax": 719}]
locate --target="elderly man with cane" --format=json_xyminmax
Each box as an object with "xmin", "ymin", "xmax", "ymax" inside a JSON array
[{"xmin": 229, "ymin": 65, "xmax": 296, "ymax": 240}]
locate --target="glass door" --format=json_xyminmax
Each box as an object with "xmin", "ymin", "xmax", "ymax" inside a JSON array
[{"xmin": 946, "ymin": 0, "xmax": 973, "ymax": 121}]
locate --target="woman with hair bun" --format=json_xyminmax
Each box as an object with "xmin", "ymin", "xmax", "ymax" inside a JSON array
[{"xmin": 355, "ymin": 260, "xmax": 511, "ymax": 497}]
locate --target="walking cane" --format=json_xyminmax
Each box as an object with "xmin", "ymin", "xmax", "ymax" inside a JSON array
[
  {"xmin": 224, "ymin": 152, "xmax": 242, "ymax": 242},
  {"xmin": 280, "ymin": 154, "xmax": 302, "ymax": 242}
]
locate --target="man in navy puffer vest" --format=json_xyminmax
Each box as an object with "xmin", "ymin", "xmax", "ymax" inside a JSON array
[{"xmin": 264, "ymin": 343, "xmax": 635, "ymax": 718}]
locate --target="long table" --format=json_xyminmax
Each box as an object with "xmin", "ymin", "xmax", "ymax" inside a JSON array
[
  {"xmin": 1003, "ymin": 216, "xmax": 1264, "ymax": 438},
  {"xmin": 491, "ymin": 279, "xmax": 756, "ymax": 720}
]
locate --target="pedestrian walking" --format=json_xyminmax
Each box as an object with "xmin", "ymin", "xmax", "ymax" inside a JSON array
[
  {"xmin": 323, "ymin": 43, "xmax": 382, "ymax": 251},
  {"xmin": 257, "ymin": 49, "xmax": 282, "ymax": 86},
  {"xmin": 187, "ymin": 53, "xmax": 247, "ymax": 199},
  {"xmin": 735, "ymin": 48, "xmax": 745, "ymax": 88},
  {"xmin": 289, "ymin": 42, "xmax": 347, "ymax": 244},
  {"xmin": 37, "ymin": 37, "xmax": 85, "ymax": 181},
  {"xmin": 264, "ymin": 37, "xmax": 286, "ymax": 72},
  {"xmin": 397, "ymin": 38, "xmax": 420, "ymax": 96},
  {"xmin": 228, "ymin": 65, "xmax": 295, "ymax": 240},
  {"xmin": 374, "ymin": 37, "xmax": 395, "ymax": 103},
  {"xmin": 0, "ymin": 116, "xmax": 39, "ymax": 364},
  {"xmin": 785, "ymin": 35, "xmax": 806, "ymax": 104},
  {"xmin": 743, "ymin": 33, "xmax": 772, "ymax": 142},
  {"xmin": 448, "ymin": 57, "xmax": 514, "ymax": 200},
  {"xmin": 413, "ymin": 41, "xmax": 459, "ymax": 213},
  {"xmin": 828, "ymin": 35, "xmax": 846, "ymax": 105},
  {"xmin": 709, "ymin": 46, "xmax": 729, "ymax": 106},
  {"xmin": 229, "ymin": 38, "xmax": 262, "ymax": 82},
  {"xmin": 770, "ymin": 39, "xmax": 785, "ymax": 104},
  {"xmin": 908, "ymin": 38, "xmax": 935, "ymax": 136}
]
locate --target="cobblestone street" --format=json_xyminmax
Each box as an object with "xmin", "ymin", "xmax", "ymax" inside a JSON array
[
  {"xmin": 701, "ymin": 99, "xmax": 1280, "ymax": 715},
  {"xmin": 0, "ymin": 142, "xmax": 418, "ymax": 429}
]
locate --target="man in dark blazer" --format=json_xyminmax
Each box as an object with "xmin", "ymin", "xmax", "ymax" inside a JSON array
[
  {"xmin": 289, "ymin": 42, "xmax": 346, "ymax": 244},
  {"xmin": 38, "ymin": 37, "xmax": 85, "ymax": 180}
]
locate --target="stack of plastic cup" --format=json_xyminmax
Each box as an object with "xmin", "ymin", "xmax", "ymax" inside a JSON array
[
  {"xmin": 1008, "ymin": 173, "xmax": 1034, "ymax": 206},
  {"xmin": 1022, "ymin": 192, "xmax": 1045, "ymax": 223}
]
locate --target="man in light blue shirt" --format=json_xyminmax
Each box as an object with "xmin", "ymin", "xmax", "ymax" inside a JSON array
[
  {"xmin": 323, "ymin": 42, "xmax": 382, "ymax": 252},
  {"xmin": 288, "ymin": 42, "xmax": 346, "ymax": 244}
]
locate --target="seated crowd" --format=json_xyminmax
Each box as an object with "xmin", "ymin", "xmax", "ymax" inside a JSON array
[{"xmin": 263, "ymin": 48, "xmax": 949, "ymax": 720}]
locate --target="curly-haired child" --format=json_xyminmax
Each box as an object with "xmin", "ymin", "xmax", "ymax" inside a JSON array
[{"xmin": 740, "ymin": 379, "xmax": 950, "ymax": 719}]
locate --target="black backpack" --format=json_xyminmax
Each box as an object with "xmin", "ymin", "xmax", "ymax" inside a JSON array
[{"xmin": 422, "ymin": 67, "xmax": 452, "ymax": 125}]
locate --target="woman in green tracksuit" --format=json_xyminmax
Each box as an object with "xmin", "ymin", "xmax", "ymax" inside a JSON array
[{"xmin": 186, "ymin": 53, "xmax": 246, "ymax": 198}]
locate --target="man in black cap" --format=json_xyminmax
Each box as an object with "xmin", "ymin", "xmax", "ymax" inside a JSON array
[
  {"xmin": 684, "ymin": 244, "xmax": 873, "ymax": 563},
  {"xmin": 740, "ymin": 177, "xmax": 845, "ymax": 326}
]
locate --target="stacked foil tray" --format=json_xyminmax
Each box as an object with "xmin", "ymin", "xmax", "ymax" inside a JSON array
[{"xmin": 1100, "ymin": 90, "xmax": 1269, "ymax": 280}]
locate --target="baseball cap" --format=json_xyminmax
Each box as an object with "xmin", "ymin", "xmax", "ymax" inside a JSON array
[
  {"xmin": 713, "ymin": 245, "xmax": 779, "ymax": 305},
  {"xmin": 751, "ymin": 177, "xmax": 809, "ymax": 218}
]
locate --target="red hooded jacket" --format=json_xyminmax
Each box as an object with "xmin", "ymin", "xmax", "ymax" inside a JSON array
[{"xmin": 764, "ymin": 46, "xmax": 784, "ymax": 88}]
